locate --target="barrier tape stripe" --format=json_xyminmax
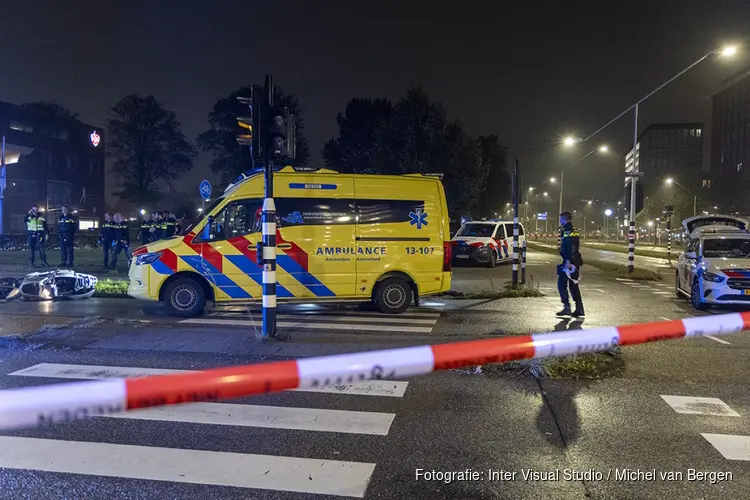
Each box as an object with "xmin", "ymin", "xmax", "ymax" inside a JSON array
[{"xmin": 1, "ymin": 312, "xmax": 749, "ymax": 431}]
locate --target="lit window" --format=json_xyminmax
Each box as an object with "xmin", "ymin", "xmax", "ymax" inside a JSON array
[
  {"xmin": 696, "ymin": 129, "xmax": 702, "ymax": 137},
  {"xmin": 690, "ymin": 129, "xmax": 695, "ymax": 137},
  {"xmin": 702, "ymin": 179, "xmax": 711, "ymax": 188}
]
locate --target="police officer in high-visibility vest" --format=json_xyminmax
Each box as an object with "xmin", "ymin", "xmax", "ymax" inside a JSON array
[
  {"xmin": 100, "ymin": 213, "xmax": 116, "ymax": 268},
  {"xmin": 139, "ymin": 214, "xmax": 153, "ymax": 245},
  {"xmin": 151, "ymin": 212, "xmax": 165, "ymax": 240},
  {"xmin": 58, "ymin": 204, "xmax": 77, "ymax": 267},
  {"xmin": 110, "ymin": 213, "xmax": 131, "ymax": 269},
  {"xmin": 24, "ymin": 205, "xmax": 49, "ymax": 268},
  {"xmin": 164, "ymin": 212, "xmax": 178, "ymax": 238}
]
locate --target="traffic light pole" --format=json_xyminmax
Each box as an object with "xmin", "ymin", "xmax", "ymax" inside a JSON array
[
  {"xmin": 261, "ymin": 75, "xmax": 278, "ymax": 339},
  {"xmin": 511, "ymin": 159, "xmax": 519, "ymax": 286},
  {"xmin": 627, "ymin": 103, "xmax": 639, "ymax": 273}
]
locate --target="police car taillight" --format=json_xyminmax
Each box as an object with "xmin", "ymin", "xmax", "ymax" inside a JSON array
[{"xmin": 443, "ymin": 241, "xmax": 451, "ymax": 272}]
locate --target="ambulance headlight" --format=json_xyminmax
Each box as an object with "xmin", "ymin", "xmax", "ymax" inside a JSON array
[{"xmin": 136, "ymin": 251, "xmax": 163, "ymax": 266}]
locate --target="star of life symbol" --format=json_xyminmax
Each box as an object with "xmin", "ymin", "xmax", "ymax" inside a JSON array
[
  {"xmin": 409, "ymin": 208, "xmax": 428, "ymax": 229},
  {"xmin": 90, "ymin": 130, "xmax": 100, "ymax": 147}
]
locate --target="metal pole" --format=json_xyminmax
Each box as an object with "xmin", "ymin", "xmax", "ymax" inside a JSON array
[
  {"xmin": 693, "ymin": 195, "xmax": 697, "ymax": 216},
  {"xmin": 521, "ymin": 239, "xmax": 527, "ymax": 284},
  {"xmin": 667, "ymin": 217, "xmax": 672, "ymax": 258},
  {"xmin": 628, "ymin": 103, "xmax": 639, "ymax": 273},
  {"xmin": 0, "ymin": 136, "xmax": 5, "ymax": 235},
  {"xmin": 512, "ymin": 159, "xmax": 519, "ymax": 286},
  {"xmin": 262, "ymin": 75, "xmax": 278, "ymax": 338}
]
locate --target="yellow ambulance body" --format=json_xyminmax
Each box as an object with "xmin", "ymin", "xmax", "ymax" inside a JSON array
[{"xmin": 128, "ymin": 167, "xmax": 453, "ymax": 316}]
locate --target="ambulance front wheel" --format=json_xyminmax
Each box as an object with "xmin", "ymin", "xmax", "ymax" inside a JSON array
[
  {"xmin": 164, "ymin": 277, "xmax": 206, "ymax": 317},
  {"xmin": 374, "ymin": 278, "xmax": 413, "ymax": 314}
]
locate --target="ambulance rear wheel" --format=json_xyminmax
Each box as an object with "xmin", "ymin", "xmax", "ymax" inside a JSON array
[
  {"xmin": 164, "ymin": 277, "xmax": 205, "ymax": 317},
  {"xmin": 374, "ymin": 278, "xmax": 412, "ymax": 314}
]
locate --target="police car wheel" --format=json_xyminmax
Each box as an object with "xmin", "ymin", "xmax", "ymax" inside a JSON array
[
  {"xmin": 375, "ymin": 278, "xmax": 412, "ymax": 314},
  {"xmin": 164, "ymin": 278, "xmax": 205, "ymax": 317},
  {"xmin": 690, "ymin": 279, "xmax": 710, "ymax": 311},
  {"xmin": 486, "ymin": 252, "xmax": 497, "ymax": 268}
]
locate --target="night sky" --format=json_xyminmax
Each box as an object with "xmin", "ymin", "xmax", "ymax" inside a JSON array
[{"xmin": 2, "ymin": 1, "xmax": 749, "ymax": 214}]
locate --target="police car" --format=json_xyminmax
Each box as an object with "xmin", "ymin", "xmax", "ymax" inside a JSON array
[
  {"xmin": 451, "ymin": 219, "xmax": 526, "ymax": 268},
  {"xmin": 675, "ymin": 214, "xmax": 750, "ymax": 310}
]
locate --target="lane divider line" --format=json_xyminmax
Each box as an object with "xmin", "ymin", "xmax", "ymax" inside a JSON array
[{"xmin": 1, "ymin": 312, "xmax": 749, "ymax": 431}]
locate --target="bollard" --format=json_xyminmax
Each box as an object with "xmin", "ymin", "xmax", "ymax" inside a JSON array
[{"xmin": 521, "ymin": 240, "xmax": 527, "ymax": 284}]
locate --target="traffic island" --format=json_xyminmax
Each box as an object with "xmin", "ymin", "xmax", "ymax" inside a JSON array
[
  {"xmin": 478, "ymin": 347, "xmax": 624, "ymax": 380},
  {"xmin": 444, "ymin": 280, "xmax": 544, "ymax": 300},
  {"xmin": 526, "ymin": 242, "xmax": 663, "ymax": 281},
  {"xmin": 93, "ymin": 278, "xmax": 130, "ymax": 298}
]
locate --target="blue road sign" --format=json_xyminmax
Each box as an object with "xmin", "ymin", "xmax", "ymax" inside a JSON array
[
  {"xmin": 199, "ymin": 180, "xmax": 212, "ymax": 201},
  {"xmin": 537, "ymin": 212, "xmax": 547, "ymax": 221}
]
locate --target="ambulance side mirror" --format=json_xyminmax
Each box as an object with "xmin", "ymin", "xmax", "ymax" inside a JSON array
[{"xmin": 200, "ymin": 216, "xmax": 214, "ymax": 241}]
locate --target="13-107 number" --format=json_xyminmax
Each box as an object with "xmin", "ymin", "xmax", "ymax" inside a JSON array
[{"xmin": 405, "ymin": 247, "xmax": 435, "ymax": 255}]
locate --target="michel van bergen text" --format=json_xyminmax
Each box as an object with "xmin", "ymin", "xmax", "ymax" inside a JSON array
[{"xmin": 415, "ymin": 468, "xmax": 732, "ymax": 484}]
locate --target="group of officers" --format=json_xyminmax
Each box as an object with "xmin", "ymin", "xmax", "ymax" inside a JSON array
[{"xmin": 24, "ymin": 205, "xmax": 180, "ymax": 270}]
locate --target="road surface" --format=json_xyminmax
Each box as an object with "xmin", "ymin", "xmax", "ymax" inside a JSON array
[
  {"xmin": 531, "ymin": 241, "xmax": 674, "ymax": 274},
  {"xmin": 0, "ymin": 251, "xmax": 748, "ymax": 499}
]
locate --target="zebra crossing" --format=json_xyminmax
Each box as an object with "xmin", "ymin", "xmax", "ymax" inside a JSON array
[
  {"xmin": 2, "ymin": 362, "xmax": 411, "ymax": 497},
  {"xmin": 178, "ymin": 306, "xmax": 443, "ymax": 334},
  {"xmin": 615, "ymin": 277, "xmax": 675, "ymax": 298},
  {"xmin": 661, "ymin": 394, "xmax": 750, "ymax": 461}
]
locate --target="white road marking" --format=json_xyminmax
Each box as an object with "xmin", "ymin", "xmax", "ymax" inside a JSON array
[
  {"xmin": 652, "ymin": 291, "xmax": 673, "ymax": 296},
  {"xmin": 107, "ymin": 402, "xmax": 394, "ymax": 435},
  {"xmin": 0, "ymin": 436, "xmax": 375, "ymax": 497},
  {"xmin": 704, "ymin": 335, "xmax": 732, "ymax": 345},
  {"xmin": 209, "ymin": 309, "xmax": 440, "ymax": 319},
  {"xmin": 276, "ymin": 314, "xmax": 438, "ymax": 325},
  {"xmin": 9, "ymin": 363, "xmax": 410, "ymax": 397},
  {"xmin": 660, "ymin": 395, "xmax": 740, "ymax": 417},
  {"xmin": 615, "ymin": 278, "xmax": 635, "ymax": 282},
  {"xmin": 180, "ymin": 318, "xmax": 435, "ymax": 333},
  {"xmin": 702, "ymin": 433, "xmax": 750, "ymax": 461},
  {"xmin": 659, "ymin": 317, "xmax": 672, "ymax": 321}
]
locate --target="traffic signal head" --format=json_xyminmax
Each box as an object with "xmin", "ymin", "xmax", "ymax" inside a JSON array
[
  {"xmin": 624, "ymin": 181, "xmax": 645, "ymax": 214},
  {"xmin": 267, "ymin": 107, "xmax": 296, "ymax": 161},
  {"xmin": 236, "ymin": 88, "xmax": 263, "ymax": 161}
]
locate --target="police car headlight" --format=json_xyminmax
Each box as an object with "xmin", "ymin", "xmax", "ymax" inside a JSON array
[
  {"xmin": 702, "ymin": 271, "xmax": 725, "ymax": 283},
  {"xmin": 136, "ymin": 251, "xmax": 163, "ymax": 266}
]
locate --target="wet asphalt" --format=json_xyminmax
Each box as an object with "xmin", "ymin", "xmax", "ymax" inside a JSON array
[{"xmin": 0, "ymin": 251, "xmax": 748, "ymax": 499}]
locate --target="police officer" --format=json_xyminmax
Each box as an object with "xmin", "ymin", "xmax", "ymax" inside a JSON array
[
  {"xmin": 110, "ymin": 213, "xmax": 131, "ymax": 269},
  {"xmin": 24, "ymin": 205, "xmax": 49, "ymax": 268},
  {"xmin": 100, "ymin": 213, "xmax": 116, "ymax": 268},
  {"xmin": 172, "ymin": 213, "xmax": 182, "ymax": 236},
  {"xmin": 150, "ymin": 212, "xmax": 164, "ymax": 240},
  {"xmin": 58, "ymin": 204, "xmax": 77, "ymax": 267},
  {"xmin": 556, "ymin": 211, "xmax": 585, "ymax": 318},
  {"xmin": 164, "ymin": 211, "xmax": 178, "ymax": 238},
  {"xmin": 139, "ymin": 213, "xmax": 153, "ymax": 245}
]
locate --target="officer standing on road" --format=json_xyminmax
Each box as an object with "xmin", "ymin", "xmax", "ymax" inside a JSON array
[
  {"xmin": 110, "ymin": 213, "xmax": 131, "ymax": 270},
  {"xmin": 556, "ymin": 211, "xmax": 585, "ymax": 318},
  {"xmin": 151, "ymin": 212, "xmax": 165, "ymax": 241},
  {"xmin": 100, "ymin": 213, "xmax": 115, "ymax": 268},
  {"xmin": 24, "ymin": 204, "xmax": 49, "ymax": 268},
  {"xmin": 139, "ymin": 213, "xmax": 153, "ymax": 245},
  {"xmin": 58, "ymin": 204, "xmax": 77, "ymax": 267}
]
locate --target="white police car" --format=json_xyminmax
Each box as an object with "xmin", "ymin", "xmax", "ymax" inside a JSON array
[
  {"xmin": 675, "ymin": 214, "xmax": 750, "ymax": 310},
  {"xmin": 451, "ymin": 219, "xmax": 526, "ymax": 268}
]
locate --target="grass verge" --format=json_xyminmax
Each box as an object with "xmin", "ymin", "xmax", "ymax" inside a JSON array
[
  {"xmin": 449, "ymin": 279, "xmax": 545, "ymax": 300},
  {"xmin": 581, "ymin": 242, "xmax": 672, "ymax": 260},
  {"xmin": 526, "ymin": 242, "xmax": 663, "ymax": 281},
  {"xmin": 479, "ymin": 347, "xmax": 624, "ymax": 380},
  {"xmin": 94, "ymin": 278, "xmax": 130, "ymax": 298}
]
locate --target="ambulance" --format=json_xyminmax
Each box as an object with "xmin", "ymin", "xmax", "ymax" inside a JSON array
[{"xmin": 128, "ymin": 166, "xmax": 452, "ymax": 316}]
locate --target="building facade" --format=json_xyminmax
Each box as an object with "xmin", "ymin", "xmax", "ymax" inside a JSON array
[
  {"xmin": 712, "ymin": 70, "xmax": 750, "ymax": 177},
  {"xmin": 624, "ymin": 122, "xmax": 705, "ymax": 197},
  {"xmin": 0, "ymin": 100, "xmax": 105, "ymax": 234}
]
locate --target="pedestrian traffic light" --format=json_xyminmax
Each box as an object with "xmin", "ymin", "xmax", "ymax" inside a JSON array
[{"xmin": 267, "ymin": 106, "xmax": 296, "ymax": 161}]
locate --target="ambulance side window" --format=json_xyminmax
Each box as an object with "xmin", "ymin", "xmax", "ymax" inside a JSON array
[{"xmin": 201, "ymin": 198, "xmax": 261, "ymax": 241}]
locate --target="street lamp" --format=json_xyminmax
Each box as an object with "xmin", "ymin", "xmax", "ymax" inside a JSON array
[
  {"xmin": 557, "ymin": 144, "xmax": 609, "ymax": 216},
  {"xmin": 574, "ymin": 44, "xmax": 738, "ymax": 272},
  {"xmin": 664, "ymin": 177, "xmax": 697, "ymax": 216},
  {"xmin": 139, "ymin": 209, "xmax": 146, "ymax": 216},
  {"xmin": 563, "ymin": 137, "xmax": 577, "ymax": 146},
  {"xmin": 549, "ymin": 177, "xmax": 556, "ymax": 183},
  {"xmin": 604, "ymin": 208, "xmax": 613, "ymax": 240}
]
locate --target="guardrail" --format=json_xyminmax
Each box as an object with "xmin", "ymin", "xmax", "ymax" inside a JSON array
[{"xmin": 1, "ymin": 312, "xmax": 747, "ymax": 431}]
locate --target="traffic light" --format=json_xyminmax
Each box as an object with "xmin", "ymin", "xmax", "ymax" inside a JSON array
[
  {"xmin": 236, "ymin": 86, "xmax": 263, "ymax": 161},
  {"xmin": 624, "ymin": 181, "xmax": 644, "ymax": 214},
  {"xmin": 267, "ymin": 106, "xmax": 296, "ymax": 161}
]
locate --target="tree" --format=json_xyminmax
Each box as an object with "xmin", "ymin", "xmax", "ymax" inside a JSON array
[
  {"xmin": 475, "ymin": 135, "xmax": 510, "ymax": 217},
  {"xmin": 322, "ymin": 98, "xmax": 393, "ymax": 173},
  {"xmin": 107, "ymin": 94, "xmax": 196, "ymax": 204},
  {"xmin": 197, "ymin": 85, "xmax": 310, "ymax": 185},
  {"xmin": 22, "ymin": 100, "xmax": 80, "ymax": 121},
  {"xmin": 438, "ymin": 121, "xmax": 488, "ymax": 216}
]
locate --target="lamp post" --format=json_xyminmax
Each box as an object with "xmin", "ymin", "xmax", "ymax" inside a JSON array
[
  {"xmin": 558, "ymin": 145, "xmax": 609, "ymax": 216},
  {"xmin": 571, "ymin": 44, "xmax": 738, "ymax": 272},
  {"xmin": 573, "ymin": 209, "xmax": 589, "ymax": 240},
  {"xmin": 665, "ymin": 178, "xmax": 698, "ymax": 216},
  {"xmin": 604, "ymin": 208, "xmax": 613, "ymax": 240}
]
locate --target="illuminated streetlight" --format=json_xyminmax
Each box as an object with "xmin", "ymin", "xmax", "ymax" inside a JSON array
[
  {"xmin": 563, "ymin": 137, "xmax": 577, "ymax": 146},
  {"xmin": 599, "ymin": 145, "xmax": 609, "ymax": 153},
  {"xmin": 528, "ymin": 187, "xmax": 534, "ymax": 192},
  {"xmin": 139, "ymin": 209, "xmax": 146, "ymax": 215},
  {"xmin": 604, "ymin": 209, "xmax": 613, "ymax": 216},
  {"xmin": 543, "ymin": 192, "xmax": 548, "ymax": 197},
  {"xmin": 720, "ymin": 45, "xmax": 738, "ymax": 57},
  {"xmin": 549, "ymin": 177, "xmax": 556, "ymax": 183},
  {"xmin": 587, "ymin": 200, "xmax": 593, "ymax": 205},
  {"xmin": 647, "ymin": 220, "xmax": 654, "ymax": 227},
  {"xmin": 665, "ymin": 177, "xmax": 674, "ymax": 184},
  {"xmin": 197, "ymin": 208, "xmax": 203, "ymax": 213}
]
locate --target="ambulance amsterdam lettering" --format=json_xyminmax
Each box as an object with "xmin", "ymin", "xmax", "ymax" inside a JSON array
[{"xmin": 315, "ymin": 246, "xmax": 386, "ymax": 256}]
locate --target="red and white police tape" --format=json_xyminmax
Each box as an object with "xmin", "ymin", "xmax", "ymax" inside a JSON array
[{"xmin": 1, "ymin": 311, "xmax": 748, "ymax": 431}]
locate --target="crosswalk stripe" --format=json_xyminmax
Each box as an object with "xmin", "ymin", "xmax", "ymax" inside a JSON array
[
  {"xmin": 179, "ymin": 318, "xmax": 435, "ymax": 333},
  {"xmin": 660, "ymin": 395, "xmax": 740, "ymax": 417},
  {"xmin": 652, "ymin": 291, "xmax": 673, "ymax": 295},
  {"xmin": 210, "ymin": 309, "xmax": 441, "ymax": 319},
  {"xmin": 702, "ymin": 433, "xmax": 750, "ymax": 461},
  {"xmin": 106, "ymin": 402, "xmax": 394, "ymax": 435},
  {"xmin": 274, "ymin": 314, "xmax": 438, "ymax": 325},
  {"xmin": 615, "ymin": 278, "xmax": 634, "ymax": 282},
  {"xmin": 0, "ymin": 436, "xmax": 375, "ymax": 497},
  {"xmin": 9, "ymin": 363, "xmax": 410, "ymax": 397}
]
